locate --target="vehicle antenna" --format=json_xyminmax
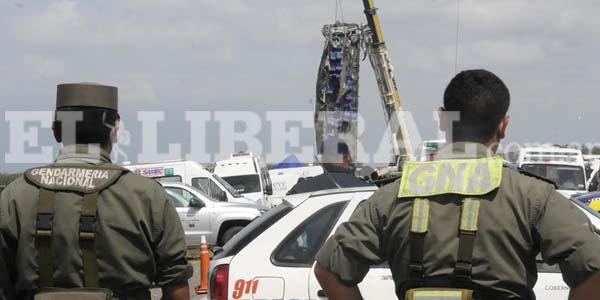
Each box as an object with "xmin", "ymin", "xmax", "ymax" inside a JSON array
[{"xmin": 335, "ymin": 0, "xmax": 338, "ymax": 23}]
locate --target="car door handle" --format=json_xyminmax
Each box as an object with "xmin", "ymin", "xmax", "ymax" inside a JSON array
[{"xmin": 317, "ymin": 290, "xmax": 327, "ymax": 298}]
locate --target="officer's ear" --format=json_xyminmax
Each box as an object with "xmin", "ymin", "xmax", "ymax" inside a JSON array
[
  {"xmin": 52, "ymin": 120, "xmax": 62, "ymax": 143},
  {"xmin": 344, "ymin": 152, "xmax": 353, "ymax": 165},
  {"xmin": 438, "ymin": 107, "xmax": 447, "ymax": 132},
  {"xmin": 110, "ymin": 118, "xmax": 120, "ymax": 144},
  {"xmin": 496, "ymin": 116, "xmax": 510, "ymax": 140}
]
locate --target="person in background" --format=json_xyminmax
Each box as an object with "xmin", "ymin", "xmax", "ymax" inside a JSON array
[{"xmin": 287, "ymin": 136, "xmax": 372, "ymax": 195}]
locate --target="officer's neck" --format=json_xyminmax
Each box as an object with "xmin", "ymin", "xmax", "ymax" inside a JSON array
[
  {"xmin": 323, "ymin": 162, "xmax": 352, "ymax": 170},
  {"xmin": 102, "ymin": 143, "xmax": 113, "ymax": 154},
  {"xmin": 448, "ymin": 138, "xmax": 500, "ymax": 154}
]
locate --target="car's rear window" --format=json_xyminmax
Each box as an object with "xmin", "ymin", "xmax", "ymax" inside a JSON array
[{"xmin": 214, "ymin": 203, "xmax": 293, "ymax": 259}]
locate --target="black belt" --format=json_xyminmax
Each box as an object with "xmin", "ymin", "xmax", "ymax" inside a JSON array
[
  {"xmin": 23, "ymin": 289, "xmax": 151, "ymax": 300},
  {"xmin": 112, "ymin": 289, "xmax": 151, "ymax": 300}
]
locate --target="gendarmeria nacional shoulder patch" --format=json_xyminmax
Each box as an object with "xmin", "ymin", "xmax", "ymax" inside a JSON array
[{"xmin": 25, "ymin": 165, "xmax": 124, "ymax": 193}]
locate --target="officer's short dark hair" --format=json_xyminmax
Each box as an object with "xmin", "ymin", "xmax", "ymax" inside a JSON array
[
  {"xmin": 443, "ymin": 69, "xmax": 510, "ymax": 142},
  {"xmin": 320, "ymin": 137, "xmax": 350, "ymax": 156},
  {"xmin": 320, "ymin": 136, "xmax": 350, "ymax": 164},
  {"xmin": 53, "ymin": 107, "xmax": 119, "ymax": 145}
]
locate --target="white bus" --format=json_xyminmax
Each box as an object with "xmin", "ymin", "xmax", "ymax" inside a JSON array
[{"xmin": 517, "ymin": 147, "xmax": 587, "ymax": 197}]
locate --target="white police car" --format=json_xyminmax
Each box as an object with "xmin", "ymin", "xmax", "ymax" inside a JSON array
[{"xmin": 209, "ymin": 187, "xmax": 600, "ymax": 300}]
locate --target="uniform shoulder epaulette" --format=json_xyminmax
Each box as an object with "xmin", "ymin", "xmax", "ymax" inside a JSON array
[
  {"xmin": 503, "ymin": 162, "xmax": 557, "ymax": 188},
  {"xmin": 372, "ymin": 173, "xmax": 401, "ymax": 187}
]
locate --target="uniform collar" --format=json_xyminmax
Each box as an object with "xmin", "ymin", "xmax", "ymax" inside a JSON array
[
  {"xmin": 323, "ymin": 164, "xmax": 354, "ymax": 174},
  {"xmin": 55, "ymin": 144, "xmax": 112, "ymax": 165},
  {"xmin": 435, "ymin": 142, "xmax": 496, "ymax": 160}
]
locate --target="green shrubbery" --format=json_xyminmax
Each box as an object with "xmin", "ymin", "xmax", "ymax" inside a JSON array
[{"xmin": 0, "ymin": 173, "xmax": 21, "ymax": 186}]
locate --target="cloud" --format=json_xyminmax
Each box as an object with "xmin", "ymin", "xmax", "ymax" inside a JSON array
[
  {"xmin": 22, "ymin": 54, "xmax": 66, "ymax": 79},
  {"xmin": 18, "ymin": 1, "xmax": 81, "ymax": 46},
  {"xmin": 117, "ymin": 75, "xmax": 159, "ymax": 106},
  {"xmin": 2, "ymin": 0, "xmax": 600, "ymax": 172}
]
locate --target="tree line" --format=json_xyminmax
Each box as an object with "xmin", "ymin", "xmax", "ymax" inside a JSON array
[{"xmin": 0, "ymin": 173, "xmax": 21, "ymax": 186}]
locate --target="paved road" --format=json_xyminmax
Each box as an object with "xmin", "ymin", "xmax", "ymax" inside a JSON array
[{"xmin": 151, "ymin": 259, "xmax": 207, "ymax": 300}]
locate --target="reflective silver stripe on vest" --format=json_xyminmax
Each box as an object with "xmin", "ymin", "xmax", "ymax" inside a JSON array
[
  {"xmin": 408, "ymin": 290, "xmax": 466, "ymax": 300},
  {"xmin": 460, "ymin": 198, "xmax": 481, "ymax": 232},
  {"xmin": 411, "ymin": 198, "xmax": 430, "ymax": 234}
]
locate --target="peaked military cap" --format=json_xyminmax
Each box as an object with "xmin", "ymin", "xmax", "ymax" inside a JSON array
[{"xmin": 56, "ymin": 83, "xmax": 118, "ymax": 111}]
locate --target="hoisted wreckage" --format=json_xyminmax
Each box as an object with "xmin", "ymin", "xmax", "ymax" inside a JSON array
[
  {"xmin": 315, "ymin": 0, "xmax": 415, "ymax": 179},
  {"xmin": 315, "ymin": 23, "xmax": 364, "ymax": 159}
]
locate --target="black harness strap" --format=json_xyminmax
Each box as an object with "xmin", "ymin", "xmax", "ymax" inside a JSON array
[
  {"xmin": 36, "ymin": 188, "xmax": 55, "ymax": 288},
  {"xmin": 408, "ymin": 198, "xmax": 429, "ymax": 285},
  {"xmin": 454, "ymin": 231, "xmax": 476, "ymax": 283},
  {"xmin": 409, "ymin": 233, "xmax": 426, "ymax": 284},
  {"xmin": 80, "ymin": 192, "xmax": 100, "ymax": 288},
  {"xmin": 454, "ymin": 198, "xmax": 480, "ymax": 285}
]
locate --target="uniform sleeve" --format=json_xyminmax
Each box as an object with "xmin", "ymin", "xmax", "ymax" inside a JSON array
[
  {"xmin": 0, "ymin": 188, "xmax": 17, "ymax": 300},
  {"xmin": 152, "ymin": 187, "xmax": 193, "ymax": 287},
  {"xmin": 315, "ymin": 188, "xmax": 389, "ymax": 286},
  {"xmin": 534, "ymin": 188, "xmax": 600, "ymax": 287}
]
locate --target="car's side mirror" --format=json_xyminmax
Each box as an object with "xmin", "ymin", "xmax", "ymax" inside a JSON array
[
  {"xmin": 190, "ymin": 197, "xmax": 205, "ymax": 208},
  {"xmin": 218, "ymin": 190, "xmax": 227, "ymax": 202},
  {"xmin": 265, "ymin": 184, "xmax": 273, "ymax": 196}
]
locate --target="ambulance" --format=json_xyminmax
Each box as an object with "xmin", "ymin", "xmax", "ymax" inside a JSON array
[
  {"xmin": 123, "ymin": 160, "xmax": 253, "ymax": 204},
  {"xmin": 417, "ymin": 139, "xmax": 446, "ymax": 161},
  {"xmin": 517, "ymin": 147, "xmax": 587, "ymax": 197},
  {"xmin": 213, "ymin": 152, "xmax": 273, "ymax": 205}
]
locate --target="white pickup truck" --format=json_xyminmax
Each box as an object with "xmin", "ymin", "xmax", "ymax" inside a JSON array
[{"xmin": 162, "ymin": 182, "xmax": 268, "ymax": 247}]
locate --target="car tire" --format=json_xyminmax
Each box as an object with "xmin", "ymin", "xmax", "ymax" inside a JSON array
[{"xmin": 220, "ymin": 226, "xmax": 244, "ymax": 246}]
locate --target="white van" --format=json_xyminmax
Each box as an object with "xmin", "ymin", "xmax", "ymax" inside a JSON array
[
  {"xmin": 267, "ymin": 165, "xmax": 324, "ymax": 207},
  {"xmin": 214, "ymin": 152, "xmax": 273, "ymax": 204},
  {"xmin": 123, "ymin": 160, "xmax": 253, "ymax": 204},
  {"xmin": 517, "ymin": 147, "xmax": 587, "ymax": 197}
]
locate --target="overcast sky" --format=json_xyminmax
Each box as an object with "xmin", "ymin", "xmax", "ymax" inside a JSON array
[{"xmin": 1, "ymin": 0, "xmax": 600, "ymax": 172}]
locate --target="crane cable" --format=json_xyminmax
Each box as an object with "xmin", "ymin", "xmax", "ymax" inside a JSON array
[
  {"xmin": 454, "ymin": 0, "xmax": 461, "ymax": 74},
  {"xmin": 334, "ymin": 0, "xmax": 345, "ymax": 23},
  {"xmin": 338, "ymin": 0, "xmax": 345, "ymax": 23}
]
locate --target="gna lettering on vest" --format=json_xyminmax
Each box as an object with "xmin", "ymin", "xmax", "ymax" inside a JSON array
[
  {"xmin": 31, "ymin": 168, "xmax": 109, "ymax": 189},
  {"xmin": 407, "ymin": 161, "xmax": 492, "ymax": 195}
]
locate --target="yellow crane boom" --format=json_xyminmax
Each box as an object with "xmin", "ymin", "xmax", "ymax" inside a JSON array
[{"xmin": 362, "ymin": 0, "xmax": 415, "ymax": 162}]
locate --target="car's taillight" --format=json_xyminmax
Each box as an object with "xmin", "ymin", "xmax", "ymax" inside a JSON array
[{"xmin": 210, "ymin": 264, "xmax": 229, "ymax": 300}]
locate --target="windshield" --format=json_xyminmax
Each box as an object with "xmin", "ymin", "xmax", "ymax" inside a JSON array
[
  {"xmin": 521, "ymin": 164, "xmax": 586, "ymax": 191},
  {"xmin": 571, "ymin": 198, "xmax": 600, "ymax": 227},
  {"xmin": 164, "ymin": 188, "xmax": 191, "ymax": 207},
  {"xmin": 222, "ymin": 174, "xmax": 261, "ymax": 194},
  {"xmin": 215, "ymin": 203, "xmax": 293, "ymax": 259},
  {"xmin": 212, "ymin": 174, "xmax": 243, "ymax": 197},
  {"xmin": 180, "ymin": 184, "xmax": 212, "ymax": 200}
]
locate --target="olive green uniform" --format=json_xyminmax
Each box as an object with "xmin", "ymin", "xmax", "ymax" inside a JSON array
[
  {"xmin": 0, "ymin": 145, "xmax": 192, "ymax": 299},
  {"xmin": 316, "ymin": 142, "xmax": 600, "ymax": 299}
]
